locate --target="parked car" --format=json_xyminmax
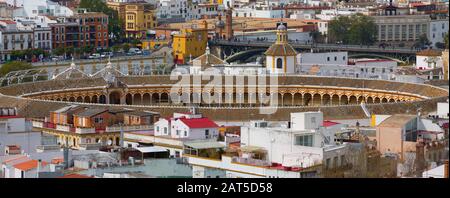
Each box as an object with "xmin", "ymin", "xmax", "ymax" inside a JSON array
[
  {"xmin": 101, "ymin": 52, "xmax": 114, "ymax": 58},
  {"xmin": 142, "ymin": 50, "xmax": 151, "ymax": 56},
  {"xmin": 88, "ymin": 53, "xmax": 101, "ymax": 59},
  {"xmin": 128, "ymin": 48, "xmax": 142, "ymax": 56}
]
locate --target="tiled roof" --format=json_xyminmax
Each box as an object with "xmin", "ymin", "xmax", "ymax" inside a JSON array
[
  {"xmin": 377, "ymin": 115, "xmax": 417, "ymax": 128},
  {"xmin": 265, "ymin": 43, "xmax": 298, "ymax": 56},
  {"xmin": 14, "ymin": 160, "xmax": 48, "ymax": 171},
  {"xmin": 74, "ymin": 108, "xmax": 108, "ymax": 117},
  {"xmin": 179, "ymin": 117, "xmax": 219, "ymax": 129},
  {"xmin": 416, "ymin": 49, "xmax": 442, "ymax": 57},
  {"xmin": 323, "ymin": 121, "xmax": 340, "ymax": 127},
  {"xmin": 59, "ymin": 174, "xmax": 93, "ymax": 178},
  {"xmin": 0, "ymin": 20, "xmax": 16, "ymax": 24},
  {"xmin": 192, "ymin": 53, "xmax": 227, "ymax": 68}
]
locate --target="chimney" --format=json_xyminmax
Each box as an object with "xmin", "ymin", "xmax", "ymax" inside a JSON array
[{"xmin": 445, "ymin": 160, "xmax": 449, "ymax": 178}]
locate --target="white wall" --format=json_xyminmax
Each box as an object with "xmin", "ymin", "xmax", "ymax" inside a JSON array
[
  {"xmin": 240, "ymin": 126, "xmax": 324, "ymax": 166},
  {"xmin": 416, "ymin": 55, "xmax": 443, "ymax": 70},
  {"xmin": 291, "ymin": 112, "xmax": 323, "ymax": 130},
  {"xmin": 437, "ymin": 102, "xmax": 449, "ymax": 118},
  {"xmin": 298, "ymin": 52, "xmax": 348, "ymax": 66},
  {"xmin": 429, "ymin": 20, "xmax": 449, "ymax": 47},
  {"xmin": 266, "ymin": 55, "xmax": 296, "ymax": 74},
  {"xmin": 0, "ymin": 118, "xmax": 27, "ymax": 133}
]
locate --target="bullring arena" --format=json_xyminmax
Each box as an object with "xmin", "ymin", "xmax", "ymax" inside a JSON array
[{"xmin": 0, "ymin": 72, "xmax": 448, "ymax": 121}]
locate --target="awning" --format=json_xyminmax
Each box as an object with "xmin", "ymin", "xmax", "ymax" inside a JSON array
[
  {"xmin": 135, "ymin": 147, "xmax": 168, "ymax": 153},
  {"xmin": 184, "ymin": 141, "xmax": 225, "ymax": 149}
]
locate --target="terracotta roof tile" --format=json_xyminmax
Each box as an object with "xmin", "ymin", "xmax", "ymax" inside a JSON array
[
  {"xmin": 14, "ymin": 160, "xmax": 48, "ymax": 171},
  {"xmin": 179, "ymin": 117, "xmax": 219, "ymax": 129}
]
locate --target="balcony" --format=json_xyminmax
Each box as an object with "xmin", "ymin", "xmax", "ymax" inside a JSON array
[
  {"xmin": 105, "ymin": 125, "xmax": 153, "ymax": 133},
  {"xmin": 75, "ymin": 127, "xmax": 96, "ymax": 134},
  {"xmin": 32, "ymin": 120, "xmax": 44, "ymax": 128},
  {"xmin": 231, "ymin": 157, "xmax": 271, "ymax": 167}
]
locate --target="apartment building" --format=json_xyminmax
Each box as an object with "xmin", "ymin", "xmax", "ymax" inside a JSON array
[{"xmin": 0, "ymin": 20, "xmax": 33, "ymax": 61}]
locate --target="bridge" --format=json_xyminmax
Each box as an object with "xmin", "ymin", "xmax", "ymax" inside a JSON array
[{"xmin": 210, "ymin": 40, "xmax": 422, "ymax": 63}]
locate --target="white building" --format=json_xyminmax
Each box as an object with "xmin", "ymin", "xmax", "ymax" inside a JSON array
[
  {"xmin": 10, "ymin": 0, "xmax": 74, "ymax": 18},
  {"xmin": 436, "ymin": 102, "xmax": 449, "ymax": 119},
  {"xmin": 0, "ymin": 108, "xmax": 29, "ymax": 133},
  {"xmin": 429, "ymin": 16, "xmax": 449, "ymax": 48},
  {"xmin": 416, "ymin": 49, "xmax": 444, "ymax": 70},
  {"xmin": 374, "ymin": 14, "xmax": 449, "ymax": 47},
  {"xmin": 240, "ymin": 112, "xmax": 348, "ymax": 168},
  {"xmin": 154, "ymin": 112, "xmax": 219, "ymax": 140},
  {"xmin": 234, "ymin": 6, "xmax": 285, "ymax": 18},
  {"xmin": 316, "ymin": 8, "xmax": 369, "ymax": 21},
  {"xmin": 0, "ymin": 20, "xmax": 34, "ymax": 61},
  {"xmin": 298, "ymin": 51, "xmax": 348, "ymax": 66}
]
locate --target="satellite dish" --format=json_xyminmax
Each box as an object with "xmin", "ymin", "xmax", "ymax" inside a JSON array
[{"xmin": 107, "ymin": 140, "xmax": 112, "ymax": 146}]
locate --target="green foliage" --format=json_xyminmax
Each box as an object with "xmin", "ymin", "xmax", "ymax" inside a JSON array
[
  {"xmin": 122, "ymin": 43, "xmax": 131, "ymax": 52},
  {"xmin": 78, "ymin": 0, "xmax": 124, "ymax": 43},
  {"xmin": 53, "ymin": 47, "xmax": 66, "ymax": 56},
  {"xmin": 0, "ymin": 61, "xmax": 32, "ymax": 77},
  {"xmin": 435, "ymin": 42, "xmax": 445, "ymax": 49},
  {"xmin": 445, "ymin": 32, "xmax": 449, "ymax": 49},
  {"xmin": 309, "ymin": 30, "xmax": 322, "ymax": 43},
  {"xmin": 112, "ymin": 45, "xmax": 122, "ymax": 52},
  {"xmin": 414, "ymin": 34, "xmax": 432, "ymax": 49},
  {"xmin": 328, "ymin": 14, "xmax": 377, "ymax": 45}
]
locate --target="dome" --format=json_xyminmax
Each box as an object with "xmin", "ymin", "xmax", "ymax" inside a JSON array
[
  {"xmin": 216, "ymin": 20, "xmax": 225, "ymax": 28},
  {"xmin": 277, "ymin": 23, "xmax": 287, "ymax": 31}
]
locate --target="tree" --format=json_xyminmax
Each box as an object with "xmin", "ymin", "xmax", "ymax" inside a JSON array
[
  {"xmin": 10, "ymin": 50, "xmax": 25, "ymax": 60},
  {"xmin": 0, "ymin": 61, "xmax": 32, "ymax": 77},
  {"xmin": 435, "ymin": 42, "xmax": 445, "ymax": 49},
  {"xmin": 445, "ymin": 32, "xmax": 449, "ymax": 49},
  {"xmin": 122, "ymin": 43, "xmax": 131, "ymax": 52},
  {"xmin": 328, "ymin": 14, "xmax": 377, "ymax": 45},
  {"xmin": 328, "ymin": 15, "xmax": 351, "ymax": 44},
  {"xmin": 53, "ymin": 47, "xmax": 66, "ymax": 56},
  {"xmin": 112, "ymin": 45, "xmax": 122, "ymax": 53},
  {"xmin": 309, "ymin": 30, "xmax": 322, "ymax": 44},
  {"xmin": 78, "ymin": 0, "xmax": 124, "ymax": 43},
  {"xmin": 414, "ymin": 34, "xmax": 431, "ymax": 49}
]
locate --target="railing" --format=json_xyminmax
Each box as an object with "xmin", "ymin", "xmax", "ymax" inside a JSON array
[
  {"xmin": 56, "ymin": 124, "xmax": 70, "ymax": 132},
  {"xmin": 105, "ymin": 125, "xmax": 153, "ymax": 132},
  {"xmin": 75, "ymin": 127, "xmax": 96, "ymax": 134},
  {"xmin": 43, "ymin": 122, "xmax": 56, "ymax": 129},
  {"xmin": 32, "ymin": 121, "xmax": 44, "ymax": 128},
  {"xmin": 231, "ymin": 157, "xmax": 271, "ymax": 167},
  {"xmin": 210, "ymin": 40, "xmax": 420, "ymax": 54}
]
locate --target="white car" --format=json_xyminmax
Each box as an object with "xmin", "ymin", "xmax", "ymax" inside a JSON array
[{"xmin": 89, "ymin": 54, "xmax": 101, "ymax": 59}]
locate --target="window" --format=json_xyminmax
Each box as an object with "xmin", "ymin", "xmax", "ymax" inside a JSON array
[
  {"xmin": 184, "ymin": 131, "xmax": 187, "ymax": 137},
  {"xmin": 156, "ymin": 126, "xmax": 160, "ymax": 132},
  {"xmin": 94, "ymin": 117, "xmax": 103, "ymax": 123},
  {"xmin": 164, "ymin": 127, "xmax": 167, "ymax": 134},
  {"xmin": 334, "ymin": 56, "xmax": 337, "ymax": 61},
  {"xmin": 295, "ymin": 135, "xmax": 314, "ymax": 147},
  {"xmin": 327, "ymin": 57, "xmax": 330, "ymax": 61},
  {"xmin": 176, "ymin": 130, "xmax": 180, "ymax": 135},
  {"xmin": 276, "ymin": 58, "xmax": 283, "ymax": 69}
]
